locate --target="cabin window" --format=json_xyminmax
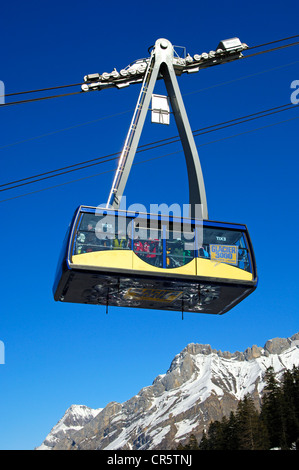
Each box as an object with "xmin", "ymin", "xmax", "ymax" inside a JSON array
[
  {"xmin": 73, "ymin": 212, "xmax": 252, "ymax": 274},
  {"xmin": 201, "ymin": 227, "xmax": 252, "ymax": 272},
  {"xmin": 74, "ymin": 213, "xmax": 132, "ymax": 254}
]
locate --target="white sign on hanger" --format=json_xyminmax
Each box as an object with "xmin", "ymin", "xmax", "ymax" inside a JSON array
[{"xmin": 151, "ymin": 94, "xmax": 170, "ymax": 125}]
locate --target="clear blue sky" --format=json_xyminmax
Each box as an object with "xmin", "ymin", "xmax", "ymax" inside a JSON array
[{"xmin": 0, "ymin": 0, "xmax": 298, "ymax": 450}]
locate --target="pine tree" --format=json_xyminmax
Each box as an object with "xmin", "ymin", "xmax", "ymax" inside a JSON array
[
  {"xmin": 261, "ymin": 367, "xmax": 288, "ymax": 449},
  {"xmin": 198, "ymin": 430, "xmax": 209, "ymax": 450},
  {"xmin": 236, "ymin": 395, "xmax": 262, "ymax": 450},
  {"xmin": 281, "ymin": 366, "xmax": 299, "ymax": 448},
  {"xmin": 187, "ymin": 434, "xmax": 199, "ymax": 450},
  {"xmin": 224, "ymin": 411, "xmax": 240, "ymax": 450},
  {"xmin": 206, "ymin": 420, "xmax": 226, "ymax": 450}
]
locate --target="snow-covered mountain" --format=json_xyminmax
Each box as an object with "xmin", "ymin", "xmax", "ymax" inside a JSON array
[
  {"xmin": 36, "ymin": 405, "xmax": 102, "ymax": 450},
  {"xmin": 36, "ymin": 333, "xmax": 299, "ymax": 450}
]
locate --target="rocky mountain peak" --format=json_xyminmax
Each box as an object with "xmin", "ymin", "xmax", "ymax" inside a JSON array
[
  {"xmin": 264, "ymin": 333, "xmax": 299, "ymax": 355},
  {"xmin": 36, "ymin": 332, "xmax": 299, "ymax": 451},
  {"xmin": 174, "ymin": 332, "xmax": 299, "ymax": 364}
]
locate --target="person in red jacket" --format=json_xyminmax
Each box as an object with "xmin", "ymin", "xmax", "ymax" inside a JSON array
[{"xmin": 133, "ymin": 237, "xmax": 144, "ymax": 253}]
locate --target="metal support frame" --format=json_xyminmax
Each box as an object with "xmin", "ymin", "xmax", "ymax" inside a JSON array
[{"xmin": 106, "ymin": 38, "xmax": 208, "ymax": 220}]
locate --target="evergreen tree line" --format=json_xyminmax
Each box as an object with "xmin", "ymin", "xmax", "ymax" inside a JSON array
[{"xmin": 177, "ymin": 365, "xmax": 299, "ymax": 450}]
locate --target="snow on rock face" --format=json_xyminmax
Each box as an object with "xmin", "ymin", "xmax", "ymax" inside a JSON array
[
  {"xmin": 36, "ymin": 333, "xmax": 299, "ymax": 451},
  {"xmin": 35, "ymin": 405, "xmax": 102, "ymax": 450}
]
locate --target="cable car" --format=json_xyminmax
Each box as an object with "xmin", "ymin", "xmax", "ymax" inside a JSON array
[
  {"xmin": 53, "ymin": 206, "xmax": 257, "ymax": 315},
  {"xmin": 53, "ymin": 38, "xmax": 258, "ymax": 315}
]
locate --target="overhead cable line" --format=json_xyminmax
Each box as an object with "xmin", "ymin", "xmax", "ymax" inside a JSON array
[
  {"xmin": 244, "ymin": 40, "xmax": 299, "ymax": 59},
  {"xmin": 247, "ymin": 34, "xmax": 299, "ymax": 50},
  {"xmin": 138, "ymin": 103, "xmax": 296, "ymax": 150},
  {"xmin": 0, "ymin": 109, "xmax": 132, "ymax": 151},
  {"xmin": 1, "ymin": 35, "xmax": 299, "ymax": 106},
  {"xmin": 1, "ymin": 102, "xmax": 297, "ymax": 192},
  {"xmin": 0, "ymin": 58, "xmax": 297, "ymax": 158},
  {"xmin": 1, "ymin": 113, "xmax": 298, "ymax": 204},
  {"xmin": 0, "ymin": 90, "xmax": 83, "ymax": 107},
  {"xmin": 2, "ymin": 59, "xmax": 298, "ymax": 152},
  {"xmin": 2, "ymin": 82, "xmax": 82, "ymax": 98}
]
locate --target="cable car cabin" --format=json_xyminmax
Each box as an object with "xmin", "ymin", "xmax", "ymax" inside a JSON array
[{"xmin": 53, "ymin": 206, "xmax": 257, "ymax": 315}]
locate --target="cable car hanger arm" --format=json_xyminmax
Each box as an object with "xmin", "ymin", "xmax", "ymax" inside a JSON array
[{"xmin": 104, "ymin": 38, "xmax": 208, "ymax": 219}]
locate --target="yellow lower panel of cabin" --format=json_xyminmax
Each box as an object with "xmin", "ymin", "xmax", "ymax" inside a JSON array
[
  {"xmin": 196, "ymin": 258, "xmax": 252, "ymax": 281},
  {"xmin": 71, "ymin": 250, "xmax": 253, "ymax": 281}
]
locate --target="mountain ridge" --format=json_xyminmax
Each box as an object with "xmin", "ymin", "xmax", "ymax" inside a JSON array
[{"xmin": 36, "ymin": 332, "xmax": 299, "ymax": 450}]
